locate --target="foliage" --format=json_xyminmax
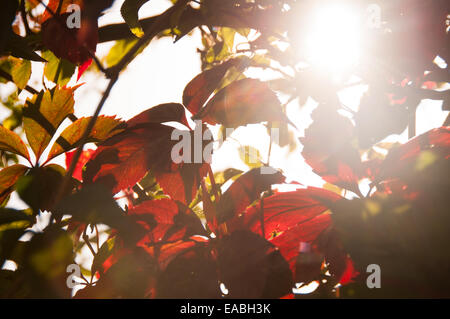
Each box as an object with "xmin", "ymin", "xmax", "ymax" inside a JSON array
[{"xmin": 0, "ymin": 0, "xmax": 449, "ymax": 299}]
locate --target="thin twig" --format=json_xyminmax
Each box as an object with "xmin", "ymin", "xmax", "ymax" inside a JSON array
[
  {"xmin": 20, "ymin": 0, "xmax": 32, "ymax": 35},
  {"xmin": 83, "ymin": 227, "xmax": 96, "ymax": 256},
  {"xmin": 94, "ymin": 224, "xmax": 100, "ymax": 252},
  {"xmin": 53, "ymin": 75, "xmax": 117, "ymax": 206}
]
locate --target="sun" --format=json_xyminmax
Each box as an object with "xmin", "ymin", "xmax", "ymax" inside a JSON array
[{"xmin": 302, "ymin": 4, "xmax": 361, "ymax": 74}]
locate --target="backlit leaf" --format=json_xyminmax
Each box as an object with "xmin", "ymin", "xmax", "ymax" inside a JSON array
[
  {"xmin": 228, "ymin": 187, "xmax": 343, "ymax": 275},
  {"xmin": 47, "ymin": 115, "xmax": 124, "ymax": 161},
  {"xmin": 83, "ymin": 122, "xmax": 176, "ymax": 194},
  {"xmin": 129, "ymin": 198, "xmax": 205, "ymax": 248},
  {"xmin": 120, "ymin": 0, "xmax": 150, "ymax": 38},
  {"xmin": 193, "ymin": 78, "xmax": 291, "ymax": 128},
  {"xmin": 0, "ymin": 125, "xmax": 30, "ymax": 161},
  {"xmin": 0, "ymin": 164, "xmax": 28, "ymax": 205},
  {"xmin": 182, "ymin": 59, "xmax": 237, "ymax": 116},
  {"xmin": 65, "ymin": 148, "xmax": 95, "ymax": 181},
  {"xmin": 24, "ymin": 86, "xmax": 77, "ymax": 161},
  {"xmin": 11, "ymin": 58, "xmax": 31, "ymax": 90},
  {"xmin": 217, "ymin": 167, "xmax": 285, "ymax": 224},
  {"xmin": 300, "ymin": 106, "xmax": 362, "ymax": 195},
  {"xmin": 126, "ymin": 103, "xmax": 189, "ymax": 128},
  {"xmin": 42, "ymin": 50, "xmax": 76, "ymax": 86},
  {"xmin": 41, "ymin": 2, "xmax": 98, "ymax": 65}
]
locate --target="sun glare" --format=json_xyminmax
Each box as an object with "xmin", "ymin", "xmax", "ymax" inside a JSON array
[{"xmin": 303, "ymin": 5, "xmax": 361, "ymax": 73}]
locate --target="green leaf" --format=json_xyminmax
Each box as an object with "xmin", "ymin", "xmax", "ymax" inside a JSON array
[
  {"xmin": 0, "ymin": 90, "xmax": 22, "ymax": 125},
  {"xmin": 42, "ymin": 50, "xmax": 76, "ymax": 86},
  {"xmin": 238, "ymin": 145, "xmax": 263, "ymax": 169},
  {"xmin": 216, "ymin": 27, "xmax": 236, "ymax": 60},
  {"xmin": 105, "ymin": 38, "xmax": 139, "ymax": 68},
  {"xmin": 0, "ymin": 59, "xmax": 13, "ymax": 84},
  {"xmin": 47, "ymin": 115, "xmax": 125, "ymax": 161},
  {"xmin": 25, "ymin": 227, "xmax": 74, "ymax": 287},
  {"xmin": 120, "ymin": 0, "xmax": 150, "ymax": 38},
  {"xmin": 0, "ymin": 207, "xmax": 35, "ymax": 232},
  {"xmin": 213, "ymin": 168, "xmax": 243, "ymax": 186},
  {"xmin": 23, "ymin": 86, "xmax": 77, "ymax": 161},
  {"xmin": 11, "ymin": 58, "xmax": 31, "ymax": 90},
  {"xmin": 0, "ymin": 125, "xmax": 30, "ymax": 161},
  {"xmin": 0, "ymin": 164, "xmax": 29, "ymax": 205}
]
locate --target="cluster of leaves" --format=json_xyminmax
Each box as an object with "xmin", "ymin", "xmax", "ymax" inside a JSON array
[{"xmin": 0, "ymin": 0, "xmax": 449, "ymax": 298}]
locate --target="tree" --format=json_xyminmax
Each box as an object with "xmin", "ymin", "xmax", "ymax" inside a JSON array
[{"xmin": 0, "ymin": 0, "xmax": 449, "ymax": 298}]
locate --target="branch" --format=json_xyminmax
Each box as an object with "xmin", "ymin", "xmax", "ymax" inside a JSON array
[
  {"xmin": 20, "ymin": 0, "xmax": 32, "ymax": 35},
  {"xmin": 97, "ymin": 5, "xmax": 285, "ymax": 43}
]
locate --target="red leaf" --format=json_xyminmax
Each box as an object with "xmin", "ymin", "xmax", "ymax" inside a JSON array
[
  {"xmin": 301, "ymin": 106, "xmax": 362, "ymax": 194},
  {"xmin": 228, "ymin": 187, "xmax": 341, "ymax": 237},
  {"xmin": 0, "ymin": 164, "xmax": 29, "ymax": 204},
  {"xmin": 126, "ymin": 103, "xmax": 190, "ymax": 129},
  {"xmin": 41, "ymin": 2, "xmax": 98, "ymax": 65},
  {"xmin": 270, "ymin": 214, "xmax": 332, "ymax": 266},
  {"xmin": 182, "ymin": 59, "xmax": 237, "ymax": 116},
  {"xmin": 65, "ymin": 148, "xmax": 95, "ymax": 181},
  {"xmin": 375, "ymin": 127, "xmax": 450, "ymax": 194},
  {"xmin": 316, "ymin": 227, "xmax": 359, "ymax": 284},
  {"xmin": 339, "ymin": 257, "xmax": 358, "ymax": 285},
  {"xmin": 192, "ymin": 78, "xmax": 292, "ymax": 128},
  {"xmin": 77, "ymin": 58, "xmax": 92, "ymax": 80},
  {"xmin": 83, "ymin": 123, "xmax": 175, "ymax": 194},
  {"xmin": 84, "ymin": 104, "xmax": 197, "ymax": 196},
  {"xmin": 157, "ymin": 164, "xmax": 209, "ymax": 205},
  {"xmin": 128, "ymin": 198, "xmax": 205, "ymax": 245},
  {"xmin": 381, "ymin": 127, "xmax": 450, "ymax": 174},
  {"xmin": 227, "ymin": 187, "xmax": 343, "ymax": 274},
  {"xmin": 216, "ymin": 167, "xmax": 285, "ymax": 224}
]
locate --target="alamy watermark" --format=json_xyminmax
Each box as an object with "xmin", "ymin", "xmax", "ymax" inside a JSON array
[
  {"xmin": 65, "ymin": 4, "xmax": 81, "ymax": 29},
  {"xmin": 366, "ymin": 263, "xmax": 381, "ymax": 288}
]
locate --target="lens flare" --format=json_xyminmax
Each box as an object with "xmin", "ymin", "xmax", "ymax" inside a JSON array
[{"xmin": 303, "ymin": 5, "xmax": 361, "ymax": 73}]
